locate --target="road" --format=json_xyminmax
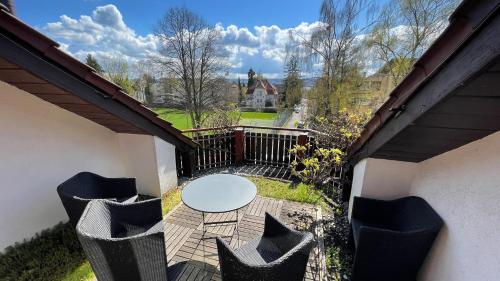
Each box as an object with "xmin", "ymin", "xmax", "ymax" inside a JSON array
[{"xmin": 284, "ymin": 98, "xmax": 307, "ymax": 129}]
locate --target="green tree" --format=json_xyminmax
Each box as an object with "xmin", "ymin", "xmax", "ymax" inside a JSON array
[
  {"xmin": 85, "ymin": 54, "xmax": 103, "ymax": 74},
  {"xmin": 366, "ymin": 0, "xmax": 459, "ymax": 85},
  {"xmin": 237, "ymin": 77, "xmax": 244, "ymax": 105},
  {"xmin": 283, "ymin": 55, "xmax": 303, "ymax": 108},
  {"xmin": 247, "ymin": 68, "xmax": 256, "ymax": 87}
]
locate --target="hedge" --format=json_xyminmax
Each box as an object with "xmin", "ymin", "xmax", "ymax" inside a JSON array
[{"xmin": 0, "ymin": 223, "xmax": 86, "ymax": 281}]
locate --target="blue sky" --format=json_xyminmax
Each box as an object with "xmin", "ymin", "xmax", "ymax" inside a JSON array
[{"xmin": 15, "ymin": 0, "xmax": 386, "ymax": 78}]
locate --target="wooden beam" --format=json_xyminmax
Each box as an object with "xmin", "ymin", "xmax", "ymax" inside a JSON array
[
  {"xmin": 0, "ymin": 32, "xmax": 192, "ymax": 151},
  {"xmin": 351, "ymin": 12, "xmax": 500, "ymax": 163}
]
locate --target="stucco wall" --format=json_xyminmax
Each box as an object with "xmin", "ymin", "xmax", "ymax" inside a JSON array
[
  {"xmin": 410, "ymin": 131, "xmax": 500, "ymax": 281},
  {"xmin": 348, "ymin": 158, "xmax": 417, "ymax": 219},
  {"xmin": 117, "ymin": 135, "xmax": 178, "ymax": 197},
  {"xmin": 349, "ymin": 131, "xmax": 500, "ymax": 280},
  {"xmin": 0, "ymin": 81, "xmax": 127, "ymax": 250},
  {"xmin": 0, "ymin": 80, "xmax": 179, "ymax": 250},
  {"xmin": 118, "ymin": 134, "xmax": 161, "ymax": 196},
  {"xmin": 154, "ymin": 136, "xmax": 178, "ymax": 194}
]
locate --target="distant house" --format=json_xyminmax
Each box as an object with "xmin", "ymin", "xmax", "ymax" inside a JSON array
[{"xmin": 245, "ymin": 79, "xmax": 279, "ymax": 108}]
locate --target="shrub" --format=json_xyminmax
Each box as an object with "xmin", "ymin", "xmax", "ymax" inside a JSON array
[
  {"xmin": 290, "ymin": 109, "xmax": 369, "ymax": 185},
  {"xmin": 0, "ymin": 223, "xmax": 87, "ymax": 281}
]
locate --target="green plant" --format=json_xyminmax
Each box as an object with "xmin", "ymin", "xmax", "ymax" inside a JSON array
[
  {"xmin": 0, "ymin": 223, "xmax": 91, "ymax": 281},
  {"xmin": 290, "ymin": 109, "xmax": 369, "ymax": 185},
  {"xmin": 290, "ymin": 146, "xmax": 344, "ymax": 185}
]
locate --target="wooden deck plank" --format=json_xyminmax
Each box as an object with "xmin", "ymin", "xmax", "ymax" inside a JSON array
[{"xmin": 166, "ymin": 194, "xmax": 325, "ymax": 281}]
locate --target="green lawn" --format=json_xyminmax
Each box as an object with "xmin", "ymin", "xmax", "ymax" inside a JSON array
[
  {"xmin": 153, "ymin": 108, "xmax": 278, "ymax": 130},
  {"xmin": 246, "ymin": 176, "xmax": 325, "ymax": 207},
  {"xmin": 154, "ymin": 108, "xmax": 193, "ymax": 130},
  {"xmin": 240, "ymin": 111, "xmax": 277, "ymax": 120}
]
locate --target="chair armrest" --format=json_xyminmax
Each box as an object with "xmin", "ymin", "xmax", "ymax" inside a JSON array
[
  {"xmin": 351, "ymin": 196, "xmax": 397, "ymax": 223},
  {"xmin": 102, "ymin": 177, "xmax": 137, "ymax": 198},
  {"xmin": 263, "ymin": 212, "xmax": 291, "ymax": 238}
]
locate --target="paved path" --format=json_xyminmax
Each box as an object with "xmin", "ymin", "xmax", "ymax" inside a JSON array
[
  {"xmin": 164, "ymin": 195, "xmax": 326, "ymax": 281},
  {"xmin": 284, "ymin": 98, "xmax": 308, "ymax": 136}
]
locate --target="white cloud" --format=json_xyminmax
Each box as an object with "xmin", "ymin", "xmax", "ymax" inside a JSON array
[
  {"xmin": 40, "ymin": 5, "xmax": 322, "ymax": 78},
  {"xmin": 41, "ymin": 4, "xmax": 159, "ymax": 64}
]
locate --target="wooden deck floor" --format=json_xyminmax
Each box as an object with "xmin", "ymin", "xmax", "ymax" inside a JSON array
[{"xmin": 164, "ymin": 195, "xmax": 326, "ymax": 281}]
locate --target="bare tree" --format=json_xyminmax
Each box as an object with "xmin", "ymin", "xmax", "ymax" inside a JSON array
[
  {"xmin": 101, "ymin": 56, "xmax": 135, "ymax": 95},
  {"xmin": 298, "ymin": 0, "xmax": 371, "ymax": 115},
  {"xmin": 134, "ymin": 60, "xmax": 157, "ymax": 104},
  {"xmin": 366, "ymin": 0, "xmax": 459, "ymax": 85},
  {"xmin": 154, "ymin": 7, "xmax": 225, "ymax": 128}
]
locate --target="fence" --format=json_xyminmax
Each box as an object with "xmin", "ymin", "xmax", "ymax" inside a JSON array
[{"xmin": 176, "ymin": 126, "xmax": 315, "ymax": 177}]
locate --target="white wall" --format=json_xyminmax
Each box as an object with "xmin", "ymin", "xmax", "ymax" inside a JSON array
[
  {"xmin": 118, "ymin": 135, "xmax": 178, "ymax": 197},
  {"xmin": 410, "ymin": 131, "xmax": 500, "ymax": 281},
  {"xmin": 348, "ymin": 158, "xmax": 417, "ymax": 219},
  {"xmin": 0, "ymin": 80, "xmax": 179, "ymax": 250},
  {"xmin": 154, "ymin": 136, "xmax": 178, "ymax": 194},
  {"xmin": 349, "ymin": 131, "xmax": 500, "ymax": 281},
  {"xmin": 118, "ymin": 134, "xmax": 161, "ymax": 196},
  {"xmin": 0, "ymin": 81, "xmax": 127, "ymax": 250}
]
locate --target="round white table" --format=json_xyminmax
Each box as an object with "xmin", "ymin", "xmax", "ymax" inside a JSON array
[{"xmin": 181, "ymin": 174, "xmax": 257, "ymax": 245}]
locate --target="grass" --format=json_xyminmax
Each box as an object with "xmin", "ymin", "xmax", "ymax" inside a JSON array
[
  {"xmin": 153, "ymin": 107, "xmax": 278, "ymax": 130},
  {"xmin": 240, "ymin": 111, "xmax": 277, "ymax": 120},
  {"xmin": 161, "ymin": 187, "xmax": 182, "ymax": 216},
  {"xmin": 61, "ymin": 262, "xmax": 93, "ymax": 281},
  {"xmin": 246, "ymin": 176, "xmax": 326, "ymax": 207},
  {"xmin": 154, "ymin": 108, "xmax": 193, "ymax": 130}
]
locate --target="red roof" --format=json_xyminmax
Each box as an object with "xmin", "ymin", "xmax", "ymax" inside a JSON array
[{"xmin": 246, "ymin": 79, "xmax": 278, "ymax": 95}]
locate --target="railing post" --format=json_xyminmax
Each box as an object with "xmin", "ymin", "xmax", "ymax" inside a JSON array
[
  {"xmin": 295, "ymin": 133, "xmax": 308, "ymax": 171},
  {"xmin": 297, "ymin": 133, "xmax": 308, "ymax": 151},
  {"xmin": 181, "ymin": 150, "xmax": 195, "ymax": 177},
  {"xmin": 233, "ymin": 128, "xmax": 245, "ymax": 165}
]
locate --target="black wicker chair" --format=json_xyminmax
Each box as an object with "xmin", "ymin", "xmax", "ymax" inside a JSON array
[
  {"xmin": 216, "ymin": 212, "xmax": 314, "ymax": 281},
  {"xmin": 351, "ymin": 196, "xmax": 444, "ymax": 281},
  {"xmin": 57, "ymin": 172, "xmax": 138, "ymax": 226},
  {"xmin": 76, "ymin": 198, "xmax": 167, "ymax": 281}
]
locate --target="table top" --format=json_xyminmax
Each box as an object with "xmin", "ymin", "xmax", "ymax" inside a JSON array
[{"xmin": 181, "ymin": 174, "xmax": 257, "ymax": 213}]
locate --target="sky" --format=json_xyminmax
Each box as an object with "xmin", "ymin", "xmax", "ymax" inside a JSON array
[{"xmin": 15, "ymin": 0, "xmax": 387, "ymax": 79}]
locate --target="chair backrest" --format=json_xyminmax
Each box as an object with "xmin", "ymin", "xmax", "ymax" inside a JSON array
[
  {"xmin": 76, "ymin": 200, "xmax": 168, "ymax": 281},
  {"xmin": 58, "ymin": 172, "xmax": 110, "ymax": 199},
  {"xmin": 390, "ymin": 197, "xmax": 443, "ymax": 232}
]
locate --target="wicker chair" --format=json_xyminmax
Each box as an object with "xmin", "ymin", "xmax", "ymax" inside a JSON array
[
  {"xmin": 57, "ymin": 172, "xmax": 138, "ymax": 227},
  {"xmin": 76, "ymin": 198, "xmax": 168, "ymax": 281},
  {"xmin": 216, "ymin": 212, "xmax": 314, "ymax": 281},
  {"xmin": 351, "ymin": 196, "xmax": 444, "ymax": 281}
]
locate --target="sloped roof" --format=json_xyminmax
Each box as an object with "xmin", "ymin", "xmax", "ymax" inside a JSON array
[
  {"xmin": 0, "ymin": 8, "xmax": 196, "ymax": 150},
  {"xmin": 246, "ymin": 79, "xmax": 278, "ymax": 95},
  {"xmin": 348, "ymin": 0, "xmax": 500, "ymax": 163}
]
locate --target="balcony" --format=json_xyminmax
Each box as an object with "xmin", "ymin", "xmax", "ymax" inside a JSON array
[{"xmin": 167, "ymin": 126, "xmax": 330, "ymax": 280}]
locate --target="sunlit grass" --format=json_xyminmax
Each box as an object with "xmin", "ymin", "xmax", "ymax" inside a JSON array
[
  {"xmin": 246, "ymin": 176, "xmax": 325, "ymax": 207},
  {"xmin": 62, "ymin": 261, "xmax": 94, "ymax": 281},
  {"xmin": 162, "ymin": 187, "xmax": 182, "ymax": 216}
]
